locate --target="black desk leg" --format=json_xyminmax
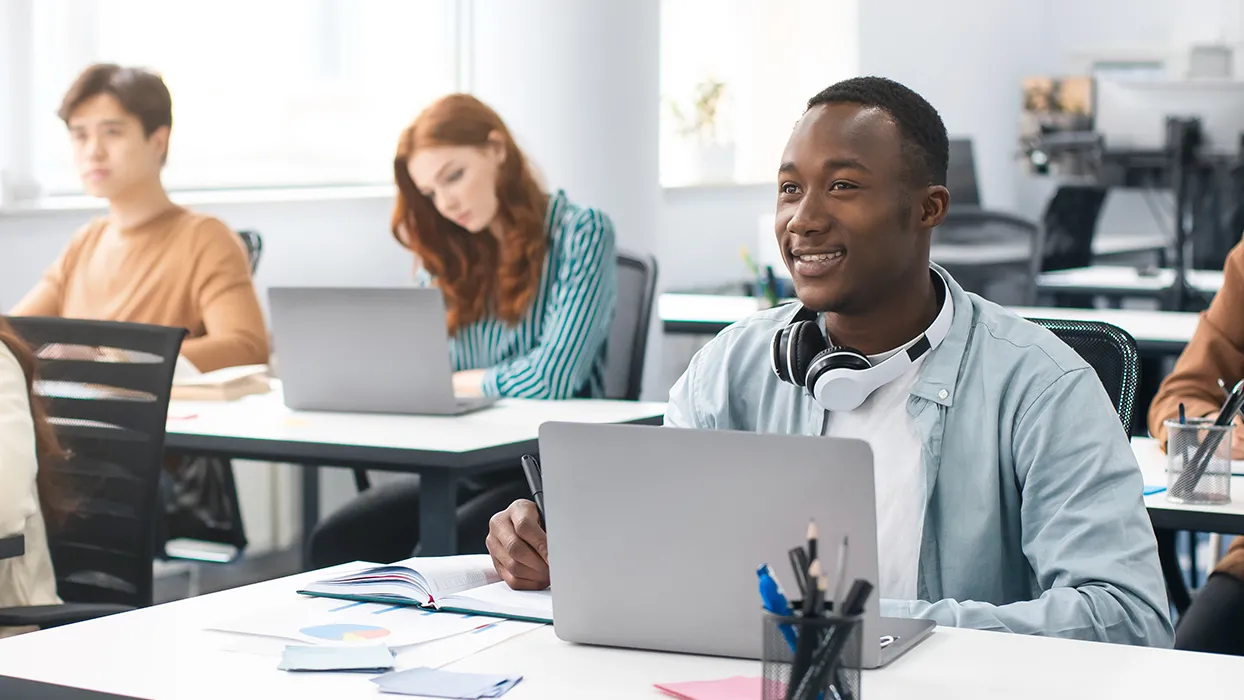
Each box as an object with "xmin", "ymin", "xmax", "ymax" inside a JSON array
[
  {"xmin": 301, "ymin": 464, "xmax": 321, "ymax": 570},
  {"xmin": 419, "ymin": 472, "xmax": 459, "ymax": 556}
]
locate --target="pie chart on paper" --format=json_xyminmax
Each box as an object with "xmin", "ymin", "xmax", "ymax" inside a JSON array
[{"xmin": 300, "ymin": 623, "xmax": 392, "ymax": 642}]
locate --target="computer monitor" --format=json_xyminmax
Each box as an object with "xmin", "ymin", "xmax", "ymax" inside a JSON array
[{"xmin": 1095, "ymin": 78, "xmax": 1244, "ymax": 154}]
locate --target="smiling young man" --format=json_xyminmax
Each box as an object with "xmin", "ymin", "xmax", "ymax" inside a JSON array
[
  {"xmin": 487, "ymin": 77, "xmax": 1173, "ymax": 646},
  {"xmin": 10, "ymin": 64, "xmax": 267, "ymax": 373}
]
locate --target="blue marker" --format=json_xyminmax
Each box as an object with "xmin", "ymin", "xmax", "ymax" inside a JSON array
[{"xmin": 757, "ymin": 564, "xmax": 797, "ymax": 651}]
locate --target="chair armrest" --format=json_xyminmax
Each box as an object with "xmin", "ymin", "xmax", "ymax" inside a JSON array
[
  {"xmin": 0, "ymin": 535, "xmax": 23, "ymax": 561},
  {"xmin": 0, "ymin": 603, "xmax": 134, "ymax": 629},
  {"xmin": 941, "ymin": 208, "xmax": 1039, "ymax": 233}
]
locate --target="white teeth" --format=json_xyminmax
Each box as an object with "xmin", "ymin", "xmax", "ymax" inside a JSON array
[{"xmin": 797, "ymin": 252, "xmax": 843, "ymax": 262}]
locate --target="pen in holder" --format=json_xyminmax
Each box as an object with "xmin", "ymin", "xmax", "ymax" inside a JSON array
[{"xmin": 762, "ymin": 605, "xmax": 862, "ymax": 700}]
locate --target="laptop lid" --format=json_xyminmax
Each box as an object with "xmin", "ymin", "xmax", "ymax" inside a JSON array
[
  {"xmin": 539, "ymin": 422, "xmax": 892, "ymax": 668},
  {"xmin": 268, "ymin": 287, "xmax": 461, "ymax": 414}
]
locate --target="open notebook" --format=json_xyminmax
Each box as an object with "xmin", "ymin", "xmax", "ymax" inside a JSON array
[{"xmin": 297, "ymin": 555, "xmax": 553, "ymax": 624}]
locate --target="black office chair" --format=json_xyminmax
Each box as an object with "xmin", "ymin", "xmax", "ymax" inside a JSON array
[
  {"xmin": 237, "ymin": 229, "xmax": 263, "ymax": 275},
  {"xmin": 0, "ymin": 318, "xmax": 185, "ymax": 629},
  {"xmin": 1024, "ymin": 317, "xmax": 1139, "ymax": 429},
  {"xmin": 935, "ymin": 208, "xmax": 1040, "ymax": 298},
  {"xmin": 1024, "ymin": 315, "xmax": 1192, "ymax": 613},
  {"xmin": 1031, "ymin": 185, "xmax": 1109, "ymax": 307},
  {"xmin": 603, "ymin": 250, "xmax": 659, "ymax": 401}
]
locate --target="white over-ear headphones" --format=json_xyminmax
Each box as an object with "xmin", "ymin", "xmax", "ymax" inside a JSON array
[{"xmin": 770, "ymin": 269, "xmax": 953, "ymax": 411}]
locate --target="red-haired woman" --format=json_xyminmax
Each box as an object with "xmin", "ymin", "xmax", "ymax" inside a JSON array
[
  {"xmin": 308, "ymin": 94, "xmax": 618, "ymax": 566},
  {"xmin": 0, "ymin": 318, "xmax": 64, "ymax": 637}
]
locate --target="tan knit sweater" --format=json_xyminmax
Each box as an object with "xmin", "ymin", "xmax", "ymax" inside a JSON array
[{"xmin": 11, "ymin": 206, "xmax": 268, "ymax": 372}]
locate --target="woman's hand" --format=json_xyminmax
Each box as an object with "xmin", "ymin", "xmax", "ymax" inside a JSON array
[{"xmin": 453, "ymin": 369, "xmax": 486, "ymax": 397}]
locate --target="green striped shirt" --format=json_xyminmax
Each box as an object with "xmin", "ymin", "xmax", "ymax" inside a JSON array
[{"xmin": 419, "ymin": 190, "xmax": 617, "ymax": 399}]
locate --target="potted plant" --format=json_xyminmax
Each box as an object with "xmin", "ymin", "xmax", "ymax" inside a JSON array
[{"xmin": 668, "ymin": 77, "xmax": 735, "ymax": 184}]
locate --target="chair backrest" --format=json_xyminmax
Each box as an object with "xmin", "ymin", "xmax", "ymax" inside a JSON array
[
  {"xmin": 5, "ymin": 317, "xmax": 185, "ymax": 608},
  {"xmin": 237, "ymin": 229, "xmax": 263, "ymax": 274},
  {"xmin": 604, "ymin": 251, "xmax": 658, "ymax": 401},
  {"xmin": 1036, "ymin": 184, "xmax": 1108, "ymax": 273},
  {"xmin": 947, "ymin": 138, "xmax": 981, "ymax": 206},
  {"xmin": 1025, "ymin": 317, "xmax": 1139, "ymax": 429}
]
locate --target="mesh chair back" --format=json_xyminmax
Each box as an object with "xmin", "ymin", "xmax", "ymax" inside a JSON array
[
  {"xmin": 237, "ymin": 230, "xmax": 263, "ymax": 274},
  {"xmin": 604, "ymin": 251, "xmax": 658, "ymax": 401},
  {"xmin": 1026, "ymin": 317, "xmax": 1139, "ymax": 428},
  {"xmin": 6, "ymin": 317, "xmax": 185, "ymax": 608}
]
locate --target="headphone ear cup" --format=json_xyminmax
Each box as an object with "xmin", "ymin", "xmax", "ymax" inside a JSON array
[
  {"xmin": 789, "ymin": 321, "xmax": 829, "ymax": 387},
  {"xmin": 805, "ymin": 346, "xmax": 872, "ymax": 396},
  {"xmin": 771, "ymin": 326, "xmax": 794, "ymax": 383}
]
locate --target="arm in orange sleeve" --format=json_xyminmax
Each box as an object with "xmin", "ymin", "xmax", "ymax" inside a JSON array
[
  {"xmin": 181, "ymin": 220, "xmax": 270, "ymax": 372},
  {"xmin": 1148, "ymin": 238, "xmax": 1244, "ymax": 444}
]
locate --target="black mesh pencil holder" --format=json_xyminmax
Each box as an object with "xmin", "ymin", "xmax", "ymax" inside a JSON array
[{"xmin": 762, "ymin": 609, "xmax": 862, "ymax": 700}]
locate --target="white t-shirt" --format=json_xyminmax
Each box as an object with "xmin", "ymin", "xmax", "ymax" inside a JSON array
[
  {"xmin": 819, "ymin": 282, "xmax": 955, "ymax": 601},
  {"xmin": 823, "ymin": 348, "xmax": 927, "ymax": 601}
]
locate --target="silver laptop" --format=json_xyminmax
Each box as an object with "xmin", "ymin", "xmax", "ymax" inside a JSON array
[
  {"xmin": 538, "ymin": 422, "xmax": 935, "ymax": 669},
  {"xmin": 268, "ymin": 287, "xmax": 497, "ymax": 415}
]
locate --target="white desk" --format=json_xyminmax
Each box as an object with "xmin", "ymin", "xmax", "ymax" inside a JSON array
[
  {"xmin": 163, "ymin": 385, "xmax": 666, "ymax": 556},
  {"xmin": 1, "ymin": 563, "xmax": 1239, "ymax": 699},
  {"xmin": 1036, "ymin": 265, "xmax": 1224, "ymax": 301},
  {"xmin": 660, "ymin": 293, "xmax": 1201, "ymax": 356},
  {"xmin": 1132, "ymin": 437, "xmax": 1244, "ymax": 535}
]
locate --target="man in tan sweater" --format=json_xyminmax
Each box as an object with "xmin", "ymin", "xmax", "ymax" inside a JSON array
[
  {"xmin": 1149, "ymin": 238, "xmax": 1244, "ymax": 654},
  {"xmin": 10, "ymin": 64, "xmax": 267, "ymax": 373}
]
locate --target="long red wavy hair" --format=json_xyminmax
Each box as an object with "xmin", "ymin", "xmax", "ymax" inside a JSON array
[
  {"xmin": 0, "ymin": 317, "xmax": 67, "ymax": 527},
  {"xmin": 392, "ymin": 94, "xmax": 549, "ymax": 333}
]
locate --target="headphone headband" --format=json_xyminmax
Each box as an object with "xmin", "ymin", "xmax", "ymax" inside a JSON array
[{"xmin": 770, "ymin": 269, "xmax": 954, "ymax": 411}]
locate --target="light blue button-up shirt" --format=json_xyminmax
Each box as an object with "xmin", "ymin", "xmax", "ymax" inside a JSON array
[{"xmin": 665, "ymin": 266, "xmax": 1174, "ymax": 647}]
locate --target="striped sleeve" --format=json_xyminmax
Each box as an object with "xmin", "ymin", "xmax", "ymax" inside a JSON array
[{"xmin": 481, "ymin": 208, "xmax": 617, "ymax": 399}]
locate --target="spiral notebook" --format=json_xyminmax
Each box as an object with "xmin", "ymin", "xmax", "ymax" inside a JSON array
[{"xmin": 297, "ymin": 555, "xmax": 553, "ymax": 624}]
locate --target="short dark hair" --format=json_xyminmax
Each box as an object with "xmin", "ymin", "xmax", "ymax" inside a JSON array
[
  {"xmin": 806, "ymin": 76, "xmax": 948, "ymax": 187},
  {"xmin": 58, "ymin": 63, "xmax": 172, "ymax": 144}
]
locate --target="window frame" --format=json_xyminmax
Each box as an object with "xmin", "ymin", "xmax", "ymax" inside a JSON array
[{"xmin": 0, "ymin": 0, "xmax": 472, "ymax": 205}]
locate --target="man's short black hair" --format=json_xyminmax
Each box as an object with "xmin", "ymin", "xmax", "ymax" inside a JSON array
[{"xmin": 807, "ymin": 76, "xmax": 948, "ymax": 188}]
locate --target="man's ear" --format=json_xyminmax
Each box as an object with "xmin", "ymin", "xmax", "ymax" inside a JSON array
[
  {"xmin": 920, "ymin": 185, "xmax": 950, "ymax": 229},
  {"xmin": 150, "ymin": 125, "xmax": 171, "ymax": 165}
]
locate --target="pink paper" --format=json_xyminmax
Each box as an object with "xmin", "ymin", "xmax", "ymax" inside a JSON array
[{"xmin": 654, "ymin": 676, "xmax": 768, "ymax": 700}]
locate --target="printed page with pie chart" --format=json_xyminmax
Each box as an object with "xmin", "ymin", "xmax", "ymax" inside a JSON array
[{"xmin": 208, "ymin": 595, "xmax": 497, "ymax": 650}]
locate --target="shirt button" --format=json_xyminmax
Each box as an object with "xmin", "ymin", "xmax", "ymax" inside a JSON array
[{"xmin": 938, "ymin": 389, "xmax": 949, "ymax": 400}]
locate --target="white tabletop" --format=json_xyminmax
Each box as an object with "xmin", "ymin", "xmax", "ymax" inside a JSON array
[
  {"xmin": 165, "ymin": 383, "xmax": 666, "ymax": 463},
  {"xmin": 1132, "ymin": 437, "xmax": 1244, "ymax": 534},
  {"xmin": 1, "ymin": 562, "xmax": 1240, "ymax": 700},
  {"xmin": 1036, "ymin": 265, "xmax": 1224, "ymax": 295},
  {"xmin": 659, "ymin": 294, "xmax": 1201, "ymax": 351}
]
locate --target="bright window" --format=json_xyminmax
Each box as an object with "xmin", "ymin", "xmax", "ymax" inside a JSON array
[
  {"xmin": 659, "ymin": 0, "xmax": 860, "ymax": 187},
  {"xmin": 29, "ymin": 0, "xmax": 459, "ymax": 194}
]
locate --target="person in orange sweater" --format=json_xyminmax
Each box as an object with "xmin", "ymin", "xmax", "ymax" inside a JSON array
[
  {"xmin": 1149, "ymin": 239, "xmax": 1244, "ymax": 655},
  {"xmin": 10, "ymin": 64, "xmax": 268, "ymax": 373}
]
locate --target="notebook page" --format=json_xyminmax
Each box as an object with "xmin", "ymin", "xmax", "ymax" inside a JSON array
[
  {"xmin": 439, "ymin": 581, "xmax": 553, "ymax": 621},
  {"xmin": 386, "ymin": 554, "xmax": 500, "ymax": 599}
]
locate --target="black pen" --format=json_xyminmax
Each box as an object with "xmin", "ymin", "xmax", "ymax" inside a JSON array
[
  {"xmin": 787, "ymin": 561, "xmax": 822, "ymax": 700},
  {"xmin": 789, "ymin": 547, "xmax": 810, "ymax": 599},
  {"xmin": 793, "ymin": 579, "xmax": 874, "ymax": 700},
  {"xmin": 806, "ymin": 520, "xmax": 818, "ymax": 567},
  {"xmin": 520, "ymin": 454, "xmax": 545, "ymax": 528}
]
